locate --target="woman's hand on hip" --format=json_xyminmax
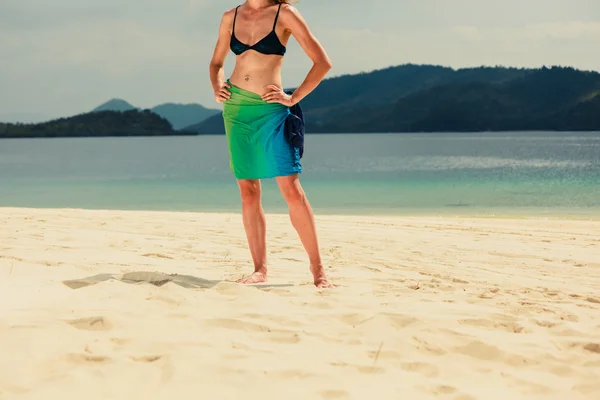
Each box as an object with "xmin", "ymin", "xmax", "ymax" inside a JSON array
[
  {"xmin": 214, "ymin": 82, "xmax": 231, "ymax": 103},
  {"xmin": 262, "ymin": 85, "xmax": 295, "ymax": 107}
]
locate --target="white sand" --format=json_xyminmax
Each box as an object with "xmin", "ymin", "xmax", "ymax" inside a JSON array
[{"xmin": 1, "ymin": 207, "xmax": 599, "ymax": 400}]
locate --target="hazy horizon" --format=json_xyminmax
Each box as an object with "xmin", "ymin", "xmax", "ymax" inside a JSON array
[{"xmin": 1, "ymin": 0, "xmax": 599, "ymax": 122}]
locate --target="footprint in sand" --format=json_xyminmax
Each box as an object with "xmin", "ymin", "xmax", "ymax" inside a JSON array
[
  {"xmin": 130, "ymin": 355, "xmax": 163, "ymax": 363},
  {"xmin": 110, "ymin": 337, "xmax": 131, "ymax": 347},
  {"xmin": 413, "ymin": 336, "xmax": 448, "ymax": 356},
  {"xmin": 319, "ymin": 390, "xmax": 350, "ymax": 399},
  {"xmin": 66, "ymin": 353, "xmax": 110, "ymax": 363},
  {"xmin": 569, "ymin": 342, "xmax": 600, "ymax": 354},
  {"xmin": 0, "ymin": 384, "xmax": 30, "ymax": 395},
  {"xmin": 458, "ymin": 318, "xmax": 529, "ymax": 334},
  {"xmin": 141, "ymin": 253, "xmax": 174, "ymax": 260},
  {"xmin": 67, "ymin": 316, "xmax": 112, "ymax": 331},
  {"xmin": 355, "ymin": 365, "xmax": 385, "ymax": 374},
  {"xmin": 129, "ymin": 355, "xmax": 173, "ymax": 383},
  {"xmin": 454, "ymin": 395, "xmax": 478, "ymax": 400},
  {"xmin": 452, "ymin": 278, "xmax": 470, "ymax": 284},
  {"xmin": 203, "ymin": 318, "xmax": 282, "ymax": 334},
  {"xmin": 418, "ymin": 384, "xmax": 457, "ymax": 395},
  {"xmin": 267, "ymin": 370, "xmax": 317, "ymax": 379},
  {"xmin": 398, "ymin": 361, "xmax": 439, "ymax": 378},
  {"xmin": 265, "ymin": 333, "xmax": 302, "ymax": 344},
  {"xmin": 453, "ymin": 340, "xmax": 502, "ymax": 361},
  {"xmin": 533, "ymin": 319, "xmax": 558, "ymax": 328}
]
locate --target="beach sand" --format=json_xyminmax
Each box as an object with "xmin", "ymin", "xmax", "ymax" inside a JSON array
[{"xmin": 1, "ymin": 207, "xmax": 599, "ymax": 400}]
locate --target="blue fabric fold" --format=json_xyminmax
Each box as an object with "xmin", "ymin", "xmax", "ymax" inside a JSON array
[{"xmin": 284, "ymin": 90, "xmax": 305, "ymax": 158}]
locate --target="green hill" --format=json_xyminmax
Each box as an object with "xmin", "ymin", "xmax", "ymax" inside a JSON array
[
  {"xmin": 316, "ymin": 66, "xmax": 600, "ymax": 132},
  {"xmin": 0, "ymin": 109, "xmax": 189, "ymax": 138},
  {"xmin": 5, "ymin": 64, "xmax": 599, "ymax": 138},
  {"xmin": 91, "ymin": 100, "xmax": 220, "ymax": 130},
  {"xmin": 92, "ymin": 98, "xmax": 137, "ymax": 113},
  {"xmin": 189, "ymin": 64, "xmax": 600, "ymax": 134}
]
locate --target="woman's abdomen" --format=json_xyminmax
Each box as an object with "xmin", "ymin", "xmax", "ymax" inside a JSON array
[{"xmin": 229, "ymin": 53, "xmax": 284, "ymax": 96}]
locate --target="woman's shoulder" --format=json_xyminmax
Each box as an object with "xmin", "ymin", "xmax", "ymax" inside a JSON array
[
  {"xmin": 280, "ymin": 3, "xmax": 298, "ymax": 14},
  {"xmin": 279, "ymin": 3, "xmax": 301, "ymax": 22},
  {"xmin": 221, "ymin": 6, "xmax": 238, "ymax": 21}
]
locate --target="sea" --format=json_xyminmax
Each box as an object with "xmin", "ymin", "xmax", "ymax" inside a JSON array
[{"xmin": 1, "ymin": 132, "xmax": 599, "ymax": 219}]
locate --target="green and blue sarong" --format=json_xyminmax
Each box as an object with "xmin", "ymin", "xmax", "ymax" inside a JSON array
[{"xmin": 223, "ymin": 81, "xmax": 302, "ymax": 180}]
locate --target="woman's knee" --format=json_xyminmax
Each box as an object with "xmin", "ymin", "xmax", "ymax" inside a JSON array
[
  {"xmin": 281, "ymin": 182, "xmax": 306, "ymax": 205},
  {"xmin": 238, "ymin": 180, "xmax": 261, "ymax": 205}
]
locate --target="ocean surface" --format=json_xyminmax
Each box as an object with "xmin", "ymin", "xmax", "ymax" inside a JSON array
[{"xmin": 1, "ymin": 132, "xmax": 599, "ymax": 218}]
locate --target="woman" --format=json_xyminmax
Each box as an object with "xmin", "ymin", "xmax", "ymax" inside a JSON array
[{"xmin": 209, "ymin": 0, "xmax": 334, "ymax": 288}]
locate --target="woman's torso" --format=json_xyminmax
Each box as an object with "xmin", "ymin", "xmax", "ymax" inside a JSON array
[{"xmin": 228, "ymin": 4, "xmax": 291, "ymax": 95}]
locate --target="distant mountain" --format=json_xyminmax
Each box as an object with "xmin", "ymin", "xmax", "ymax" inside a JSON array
[
  {"xmin": 5, "ymin": 64, "xmax": 599, "ymax": 138},
  {"xmin": 92, "ymin": 98, "xmax": 137, "ymax": 113},
  {"xmin": 181, "ymin": 115, "xmax": 225, "ymax": 135},
  {"xmin": 317, "ymin": 66, "xmax": 600, "ymax": 132},
  {"xmin": 188, "ymin": 64, "xmax": 600, "ymax": 134},
  {"xmin": 150, "ymin": 103, "xmax": 220, "ymax": 130},
  {"xmin": 91, "ymin": 100, "xmax": 220, "ymax": 130},
  {"xmin": 0, "ymin": 110, "xmax": 191, "ymax": 138}
]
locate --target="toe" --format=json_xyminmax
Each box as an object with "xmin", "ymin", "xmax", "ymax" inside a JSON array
[{"xmin": 315, "ymin": 279, "xmax": 335, "ymax": 288}]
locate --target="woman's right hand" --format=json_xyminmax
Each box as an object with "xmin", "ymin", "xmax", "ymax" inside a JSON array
[{"xmin": 214, "ymin": 82, "xmax": 232, "ymax": 103}]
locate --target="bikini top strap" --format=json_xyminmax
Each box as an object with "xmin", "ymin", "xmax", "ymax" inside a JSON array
[
  {"xmin": 273, "ymin": 3, "xmax": 282, "ymax": 30},
  {"xmin": 233, "ymin": 6, "xmax": 240, "ymax": 33}
]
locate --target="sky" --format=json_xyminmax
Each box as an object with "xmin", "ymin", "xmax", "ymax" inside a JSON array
[{"xmin": 1, "ymin": 0, "xmax": 599, "ymax": 122}]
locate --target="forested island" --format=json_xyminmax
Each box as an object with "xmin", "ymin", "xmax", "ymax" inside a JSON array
[
  {"xmin": 189, "ymin": 65, "xmax": 600, "ymax": 134},
  {"xmin": 0, "ymin": 110, "xmax": 189, "ymax": 138},
  {"xmin": 2, "ymin": 64, "xmax": 599, "ymax": 138}
]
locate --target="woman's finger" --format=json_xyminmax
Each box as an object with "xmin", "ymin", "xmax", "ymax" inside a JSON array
[
  {"xmin": 264, "ymin": 96, "xmax": 281, "ymax": 103},
  {"xmin": 266, "ymin": 95, "xmax": 283, "ymax": 103},
  {"xmin": 263, "ymin": 84, "xmax": 281, "ymax": 94},
  {"xmin": 220, "ymin": 89, "xmax": 231, "ymax": 98},
  {"xmin": 262, "ymin": 91, "xmax": 281, "ymax": 100}
]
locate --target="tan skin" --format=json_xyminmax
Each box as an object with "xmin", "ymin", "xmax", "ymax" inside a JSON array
[{"xmin": 209, "ymin": 0, "xmax": 334, "ymax": 288}]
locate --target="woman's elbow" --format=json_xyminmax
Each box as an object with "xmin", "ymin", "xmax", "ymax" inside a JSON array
[
  {"xmin": 209, "ymin": 61, "xmax": 223, "ymax": 70},
  {"xmin": 317, "ymin": 58, "xmax": 332, "ymax": 71}
]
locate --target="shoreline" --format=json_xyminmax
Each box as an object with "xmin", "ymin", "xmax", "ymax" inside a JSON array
[
  {"xmin": 2, "ymin": 206, "xmax": 599, "ymax": 221},
  {"xmin": 2, "ymin": 130, "xmax": 600, "ymax": 139}
]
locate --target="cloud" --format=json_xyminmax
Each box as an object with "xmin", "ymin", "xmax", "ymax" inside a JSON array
[
  {"xmin": 528, "ymin": 21, "xmax": 600, "ymax": 40},
  {"xmin": 453, "ymin": 21, "xmax": 600, "ymax": 43},
  {"xmin": 449, "ymin": 21, "xmax": 600, "ymax": 70},
  {"xmin": 452, "ymin": 26, "xmax": 481, "ymax": 42},
  {"xmin": 1, "ymin": 0, "xmax": 599, "ymax": 119}
]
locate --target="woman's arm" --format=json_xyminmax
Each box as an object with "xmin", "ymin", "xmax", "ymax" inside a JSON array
[
  {"xmin": 209, "ymin": 10, "xmax": 234, "ymax": 103},
  {"xmin": 282, "ymin": 5, "xmax": 332, "ymax": 104}
]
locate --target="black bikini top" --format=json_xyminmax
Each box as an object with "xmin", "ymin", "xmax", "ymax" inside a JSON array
[{"xmin": 230, "ymin": 4, "xmax": 286, "ymax": 56}]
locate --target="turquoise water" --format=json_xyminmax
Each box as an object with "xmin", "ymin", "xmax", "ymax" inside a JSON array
[{"xmin": 1, "ymin": 132, "xmax": 599, "ymax": 218}]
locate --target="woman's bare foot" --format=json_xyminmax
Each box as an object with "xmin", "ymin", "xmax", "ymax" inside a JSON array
[
  {"xmin": 237, "ymin": 270, "xmax": 267, "ymax": 284},
  {"xmin": 311, "ymin": 264, "xmax": 334, "ymax": 288},
  {"xmin": 315, "ymin": 277, "xmax": 334, "ymax": 288}
]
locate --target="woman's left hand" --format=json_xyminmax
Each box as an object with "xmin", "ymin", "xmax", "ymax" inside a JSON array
[{"xmin": 262, "ymin": 85, "xmax": 295, "ymax": 107}]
